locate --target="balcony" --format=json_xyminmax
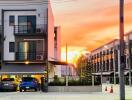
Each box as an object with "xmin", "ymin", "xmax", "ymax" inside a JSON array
[
  {"xmin": 15, "ymin": 51, "xmax": 47, "ymax": 62},
  {"xmin": 14, "ymin": 24, "xmax": 47, "ymax": 36}
]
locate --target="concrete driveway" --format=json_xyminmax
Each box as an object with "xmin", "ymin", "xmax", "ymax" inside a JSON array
[{"xmin": 0, "ymin": 84, "xmax": 132, "ymax": 100}]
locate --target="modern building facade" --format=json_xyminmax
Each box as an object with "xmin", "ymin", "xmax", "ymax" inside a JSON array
[
  {"xmin": 90, "ymin": 39, "xmax": 119, "ymax": 84},
  {"xmin": 0, "ymin": 0, "xmax": 61, "ymax": 81},
  {"xmin": 89, "ymin": 31, "xmax": 132, "ymax": 85}
]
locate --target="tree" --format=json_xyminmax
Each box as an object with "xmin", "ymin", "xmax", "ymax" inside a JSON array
[{"xmin": 76, "ymin": 54, "xmax": 92, "ymax": 83}]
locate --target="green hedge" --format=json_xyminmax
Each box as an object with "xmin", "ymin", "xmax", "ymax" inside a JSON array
[
  {"xmin": 48, "ymin": 81, "xmax": 66, "ymax": 86},
  {"xmin": 48, "ymin": 80, "xmax": 100, "ymax": 86},
  {"xmin": 68, "ymin": 80, "xmax": 92, "ymax": 86}
]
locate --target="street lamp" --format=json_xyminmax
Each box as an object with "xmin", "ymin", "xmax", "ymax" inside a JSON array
[{"xmin": 66, "ymin": 44, "xmax": 68, "ymax": 86}]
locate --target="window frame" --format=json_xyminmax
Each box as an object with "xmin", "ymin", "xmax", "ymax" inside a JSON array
[
  {"xmin": 9, "ymin": 16, "xmax": 15, "ymax": 26},
  {"xmin": 9, "ymin": 42, "xmax": 15, "ymax": 52}
]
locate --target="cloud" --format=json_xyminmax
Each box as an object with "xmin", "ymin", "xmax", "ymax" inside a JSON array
[{"xmin": 53, "ymin": 1, "xmax": 132, "ymax": 51}]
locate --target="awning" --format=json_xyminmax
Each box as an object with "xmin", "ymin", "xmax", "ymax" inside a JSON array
[
  {"xmin": 116, "ymin": 70, "xmax": 132, "ymax": 75},
  {"xmin": 49, "ymin": 61, "xmax": 68, "ymax": 65},
  {"xmin": 124, "ymin": 70, "xmax": 132, "ymax": 75},
  {"xmin": 92, "ymin": 71, "xmax": 113, "ymax": 76},
  {"xmin": 92, "ymin": 72, "xmax": 101, "ymax": 75},
  {"xmin": 0, "ymin": 63, "xmax": 46, "ymax": 75},
  {"xmin": 103, "ymin": 71, "xmax": 114, "ymax": 75}
]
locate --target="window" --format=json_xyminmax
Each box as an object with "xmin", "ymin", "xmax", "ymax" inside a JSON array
[
  {"xmin": 17, "ymin": 41, "xmax": 36, "ymax": 60},
  {"xmin": 9, "ymin": 42, "xmax": 15, "ymax": 52},
  {"xmin": 18, "ymin": 16, "xmax": 36, "ymax": 34},
  {"xmin": 9, "ymin": 16, "xmax": 15, "ymax": 26}
]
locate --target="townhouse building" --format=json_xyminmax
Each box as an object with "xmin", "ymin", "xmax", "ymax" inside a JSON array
[
  {"xmin": 91, "ymin": 39, "xmax": 119, "ymax": 84},
  {"xmin": 0, "ymin": 0, "xmax": 61, "ymax": 81}
]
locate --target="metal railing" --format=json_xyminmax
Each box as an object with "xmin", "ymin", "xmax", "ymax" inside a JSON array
[
  {"xmin": 15, "ymin": 51, "xmax": 47, "ymax": 61},
  {"xmin": 14, "ymin": 24, "xmax": 47, "ymax": 35}
]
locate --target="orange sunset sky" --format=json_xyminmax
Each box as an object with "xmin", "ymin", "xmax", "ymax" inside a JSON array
[{"xmin": 51, "ymin": 0, "xmax": 132, "ymax": 62}]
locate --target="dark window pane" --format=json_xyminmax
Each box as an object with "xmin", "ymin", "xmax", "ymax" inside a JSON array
[
  {"xmin": 9, "ymin": 42, "xmax": 15, "ymax": 52},
  {"xmin": 9, "ymin": 16, "xmax": 15, "ymax": 26},
  {"xmin": 22, "ymin": 77, "xmax": 34, "ymax": 82},
  {"xmin": 17, "ymin": 42, "xmax": 36, "ymax": 60},
  {"xmin": 18, "ymin": 16, "xmax": 36, "ymax": 34}
]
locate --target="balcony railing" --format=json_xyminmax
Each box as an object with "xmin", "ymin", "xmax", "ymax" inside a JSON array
[
  {"xmin": 15, "ymin": 51, "xmax": 47, "ymax": 61},
  {"xmin": 14, "ymin": 24, "xmax": 47, "ymax": 36}
]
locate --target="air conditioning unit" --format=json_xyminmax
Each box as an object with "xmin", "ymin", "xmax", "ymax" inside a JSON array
[{"xmin": 36, "ymin": 55, "xmax": 43, "ymax": 60}]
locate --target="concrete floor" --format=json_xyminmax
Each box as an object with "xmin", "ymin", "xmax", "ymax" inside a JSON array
[{"xmin": 0, "ymin": 84, "xmax": 132, "ymax": 100}]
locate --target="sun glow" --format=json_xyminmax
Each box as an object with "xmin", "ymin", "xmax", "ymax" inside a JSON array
[{"xmin": 61, "ymin": 47, "xmax": 90, "ymax": 65}]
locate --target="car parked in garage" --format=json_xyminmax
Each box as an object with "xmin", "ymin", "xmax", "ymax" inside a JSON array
[
  {"xmin": 19, "ymin": 77, "xmax": 40, "ymax": 92},
  {"xmin": 0, "ymin": 78, "xmax": 18, "ymax": 92}
]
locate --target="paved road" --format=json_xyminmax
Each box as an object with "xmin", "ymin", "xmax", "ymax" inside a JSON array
[
  {"xmin": 0, "ymin": 84, "xmax": 132, "ymax": 100},
  {"xmin": 0, "ymin": 92, "xmax": 115, "ymax": 100}
]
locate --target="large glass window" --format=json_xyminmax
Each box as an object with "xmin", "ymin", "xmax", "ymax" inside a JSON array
[
  {"xmin": 17, "ymin": 41, "xmax": 36, "ymax": 60},
  {"xmin": 18, "ymin": 16, "xmax": 36, "ymax": 34}
]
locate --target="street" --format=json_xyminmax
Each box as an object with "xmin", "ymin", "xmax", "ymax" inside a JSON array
[
  {"xmin": 0, "ymin": 84, "xmax": 132, "ymax": 100},
  {"xmin": 0, "ymin": 92, "xmax": 115, "ymax": 100}
]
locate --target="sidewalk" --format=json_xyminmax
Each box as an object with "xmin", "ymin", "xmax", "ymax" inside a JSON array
[
  {"xmin": 0, "ymin": 92, "xmax": 115, "ymax": 100},
  {"xmin": 102, "ymin": 83, "xmax": 132, "ymax": 100}
]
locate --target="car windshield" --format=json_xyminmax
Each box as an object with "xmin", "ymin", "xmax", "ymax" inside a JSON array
[
  {"xmin": 22, "ymin": 77, "xmax": 34, "ymax": 82},
  {"xmin": 2, "ymin": 78, "xmax": 14, "ymax": 81}
]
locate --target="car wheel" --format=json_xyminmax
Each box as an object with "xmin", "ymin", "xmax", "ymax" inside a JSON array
[
  {"xmin": 13, "ymin": 87, "xmax": 17, "ymax": 92},
  {"xmin": 19, "ymin": 88, "xmax": 22, "ymax": 92},
  {"xmin": 15, "ymin": 87, "xmax": 18, "ymax": 92},
  {"xmin": 24, "ymin": 89, "xmax": 26, "ymax": 92},
  {"xmin": 0, "ymin": 89, "xmax": 2, "ymax": 92},
  {"xmin": 34, "ymin": 88, "xmax": 37, "ymax": 92}
]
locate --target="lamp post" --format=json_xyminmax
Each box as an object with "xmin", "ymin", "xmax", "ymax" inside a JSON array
[
  {"xmin": 66, "ymin": 44, "xmax": 68, "ymax": 86},
  {"xmin": 119, "ymin": 0, "xmax": 125, "ymax": 99}
]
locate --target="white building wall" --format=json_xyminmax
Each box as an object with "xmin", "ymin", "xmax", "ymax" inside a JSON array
[
  {"xmin": 57, "ymin": 27, "xmax": 61, "ymax": 60},
  {"xmin": 47, "ymin": 1, "xmax": 54, "ymax": 61},
  {"xmin": 0, "ymin": 0, "xmax": 58, "ymax": 79},
  {"xmin": 54, "ymin": 26, "xmax": 61, "ymax": 77},
  {"xmin": 0, "ymin": 0, "xmax": 48, "ymax": 61}
]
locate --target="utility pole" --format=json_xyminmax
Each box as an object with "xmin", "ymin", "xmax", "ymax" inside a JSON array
[
  {"xmin": 119, "ymin": 0, "xmax": 125, "ymax": 100},
  {"xmin": 66, "ymin": 44, "xmax": 68, "ymax": 86}
]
